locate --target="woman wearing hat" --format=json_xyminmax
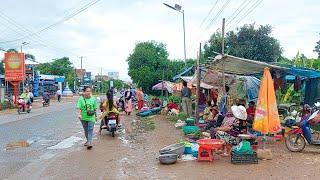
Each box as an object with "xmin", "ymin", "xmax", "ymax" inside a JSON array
[{"xmin": 214, "ymin": 105, "xmax": 247, "ymax": 156}]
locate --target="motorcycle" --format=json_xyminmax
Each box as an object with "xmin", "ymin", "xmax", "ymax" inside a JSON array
[
  {"xmin": 285, "ymin": 102, "xmax": 320, "ymax": 152},
  {"xmin": 100, "ymin": 112, "xmax": 118, "ymax": 137},
  {"xmin": 42, "ymin": 98, "xmax": 50, "ymax": 107},
  {"xmin": 17, "ymin": 98, "xmax": 31, "ymax": 114}
]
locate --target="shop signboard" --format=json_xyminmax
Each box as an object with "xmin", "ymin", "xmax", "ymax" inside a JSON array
[{"xmin": 4, "ymin": 52, "xmax": 25, "ymax": 81}]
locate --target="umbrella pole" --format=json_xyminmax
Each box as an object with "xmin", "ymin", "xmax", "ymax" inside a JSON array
[{"xmin": 263, "ymin": 134, "xmax": 266, "ymax": 149}]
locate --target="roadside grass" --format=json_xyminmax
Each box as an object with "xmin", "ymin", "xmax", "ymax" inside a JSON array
[{"xmin": 141, "ymin": 116, "xmax": 156, "ymax": 131}]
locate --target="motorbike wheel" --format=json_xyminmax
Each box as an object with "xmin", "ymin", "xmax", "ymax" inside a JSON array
[
  {"xmin": 111, "ymin": 130, "xmax": 115, "ymax": 137},
  {"xmin": 27, "ymin": 109, "xmax": 31, "ymax": 113},
  {"xmin": 285, "ymin": 134, "xmax": 306, "ymax": 152},
  {"xmin": 17, "ymin": 109, "xmax": 21, "ymax": 114}
]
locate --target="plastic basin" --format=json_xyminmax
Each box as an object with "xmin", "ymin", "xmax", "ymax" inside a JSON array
[
  {"xmin": 159, "ymin": 143, "xmax": 185, "ymax": 157},
  {"xmin": 197, "ymin": 139, "xmax": 224, "ymax": 150},
  {"xmin": 159, "ymin": 154, "xmax": 178, "ymax": 165},
  {"xmin": 183, "ymin": 126, "xmax": 200, "ymax": 135}
]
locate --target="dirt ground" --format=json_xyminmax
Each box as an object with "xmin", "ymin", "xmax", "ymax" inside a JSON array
[{"xmin": 8, "ymin": 113, "xmax": 320, "ymax": 180}]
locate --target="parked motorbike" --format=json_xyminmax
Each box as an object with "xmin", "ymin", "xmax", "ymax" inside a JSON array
[
  {"xmin": 285, "ymin": 102, "xmax": 320, "ymax": 152},
  {"xmin": 17, "ymin": 98, "xmax": 31, "ymax": 114},
  {"xmin": 100, "ymin": 112, "xmax": 118, "ymax": 137}
]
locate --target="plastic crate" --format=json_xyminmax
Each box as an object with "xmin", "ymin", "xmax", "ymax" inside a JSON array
[{"xmin": 231, "ymin": 151, "xmax": 258, "ymax": 165}]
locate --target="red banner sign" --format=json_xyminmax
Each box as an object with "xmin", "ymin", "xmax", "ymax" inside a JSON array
[{"xmin": 4, "ymin": 52, "xmax": 25, "ymax": 81}]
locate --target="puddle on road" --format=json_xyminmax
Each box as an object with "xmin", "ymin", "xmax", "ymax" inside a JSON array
[
  {"xmin": 40, "ymin": 152, "xmax": 57, "ymax": 160},
  {"xmin": 47, "ymin": 136, "xmax": 83, "ymax": 150},
  {"xmin": 5, "ymin": 140, "xmax": 29, "ymax": 150}
]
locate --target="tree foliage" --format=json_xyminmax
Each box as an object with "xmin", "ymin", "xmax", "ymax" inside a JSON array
[
  {"xmin": 127, "ymin": 41, "xmax": 190, "ymax": 93},
  {"xmin": 0, "ymin": 60, "xmax": 4, "ymax": 74},
  {"xmin": 277, "ymin": 52, "xmax": 320, "ymax": 70},
  {"xmin": 36, "ymin": 57, "xmax": 76, "ymax": 90},
  {"xmin": 314, "ymin": 38, "xmax": 320, "ymax": 58},
  {"xmin": 204, "ymin": 24, "xmax": 282, "ymax": 62}
]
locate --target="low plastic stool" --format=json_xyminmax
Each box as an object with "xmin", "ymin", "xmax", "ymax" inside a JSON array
[{"xmin": 198, "ymin": 146, "xmax": 213, "ymax": 162}]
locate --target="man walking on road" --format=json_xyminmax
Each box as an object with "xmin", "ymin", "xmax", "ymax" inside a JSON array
[
  {"xmin": 77, "ymin": 86, "xmax": 97, "ymax": 150},
  {"xmin": 181, "ymin": 81, "xmax": 192, "ymax": 117}
]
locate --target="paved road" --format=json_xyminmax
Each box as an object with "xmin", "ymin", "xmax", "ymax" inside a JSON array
[{"xmin": 0, "ymin": 101, "xmax": 84, "ymax": 179}]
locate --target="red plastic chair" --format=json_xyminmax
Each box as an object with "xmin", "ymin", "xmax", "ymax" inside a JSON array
[{"xmin": 198, "ymin": 146, "xmax": 213, "ymax": 161}]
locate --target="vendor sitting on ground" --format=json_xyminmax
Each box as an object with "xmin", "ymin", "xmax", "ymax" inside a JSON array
[
  {"xmin": 206, "ymin": 105, "xmax": 224, "ymax": 130},
  {"xmin": 167, "ymin": 99, "xmax": 179, "ymax": 115},
  {"xmin": 151, "ymin": 97, "xmax": 161, "ymax": 108},
  {"xmin": 212, "ymin": 105, "xmax": 248, "ymax": 156},
  {"xmin": 246, "ymin": 101, "xmax": 256, "ymax": 124},
  {"xmin": 203, "ymin": 100, "xmax": 212, "ymax": 121},
  {"xmin": 167, "ymin": 99, "xmax": 178, "ymax": 110}
]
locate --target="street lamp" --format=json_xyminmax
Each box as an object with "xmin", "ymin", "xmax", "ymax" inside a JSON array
[
  {"xmin": 20, "ymin": 42, "xmax": 29, "ymax": 91},
  {"xmin": 163, "ymin": 3, "xmax": 187, "ymax": 66},
  {"xmin": 20, "ymin": 42, "xmax": 29, "ymax": 52}
]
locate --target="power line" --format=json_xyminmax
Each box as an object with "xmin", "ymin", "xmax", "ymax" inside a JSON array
[
  {"xmin": 0, "ymin": 12, "xmax": 78, "ymax": 56},
  {"xmin": 227, "ymin": 0, "xmax": 264, "ymax": 31},
  {"xmin": 0, "ymin": 0, "xmax": 101, "ymax": 44},
  {"xmin": 225, "ymin": 0, "xmax": 252, "ymax": 27},
  {"xmin": 190, "ymin": 0, "xmax": 231, "ymax": 49},
  {"xmin": 190, "ymin": 0, "xmax": 220, "ymax": 49},
  {"xmin": 205, "ymin": 0, "xmax": 231, "ymax": 30},
  {"xmin": 199, "ymin": 0, "xmax": 220, "ymax": 28}
]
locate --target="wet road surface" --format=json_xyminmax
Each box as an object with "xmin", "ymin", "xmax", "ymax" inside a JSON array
[{"xmin": 0, "ymin": 101, "xmax": 83, "ymax": 179}]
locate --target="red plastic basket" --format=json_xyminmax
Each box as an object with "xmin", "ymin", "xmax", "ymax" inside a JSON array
[{"xmin": 197, "ymin": 139, "xmax": 224, "ymax": 149}]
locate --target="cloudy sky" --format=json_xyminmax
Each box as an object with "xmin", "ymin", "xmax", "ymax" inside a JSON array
[{"xmin": 0, "ymin": 0, "xmax": 319, "ymax": 80}]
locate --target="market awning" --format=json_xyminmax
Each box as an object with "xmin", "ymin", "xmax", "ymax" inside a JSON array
[
  {"xmin": 172, "ymin": 66, "xmax": 194, "ymax": 81},
  {"xmin": 180, "ymin": 76, "xmax": 215, "ymax": 89},
  {"xmin": 152, "ymin": 81, "xmax": 175, "ymax": 93},
  {"xmin": 208, "ymin": 54, "xmax": 288, "ymax": 75}
]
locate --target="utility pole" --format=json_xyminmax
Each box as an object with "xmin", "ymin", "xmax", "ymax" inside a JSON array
[
  {"xmin": 182, "ymin": 9, "xmax": 187, "ymax": 66},
  {"xmin": 80, "ymin": 56, "xmax": 84, "ymax": 85},
  {"xmin": 195, "ymin": 43, "xmax": 201, "ymax": 122},
  {"xmin": 221, "ymin": 18, "xmax": 226, "ymax": 94},
  {"xmin": 100, "ymin": 67, "xmax": 102, "ymax": 93},
  {"xmin": 20, "ymin": 42, "xmax": 29, "ymax": 92}
]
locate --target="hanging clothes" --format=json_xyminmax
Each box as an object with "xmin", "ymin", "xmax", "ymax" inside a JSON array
[{"xmin": 294, "ymin": 76, "xmax": 302, "ymax": 91}]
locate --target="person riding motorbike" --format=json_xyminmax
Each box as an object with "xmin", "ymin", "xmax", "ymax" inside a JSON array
[
  {"xmin": 43, "ymin": 91, "xmax": 50, "ymax": 104},
  {"xmin": 100, "ymin": 90, "xmax": 120, "ymax": 129},
  {"xmin": 300, "ymin": 110, "xmax": 320, "ymax": 144},
  {"xmin": 20, "ymin": 89, "xmax": 31, "ymax": 105}
]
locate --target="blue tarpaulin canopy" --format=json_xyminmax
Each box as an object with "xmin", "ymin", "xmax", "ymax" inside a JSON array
[
  {"xmin": 241, "ymin": 76, "xmax": 261, "ymax": 103},
  {"xmin": 288, "ymin": 67, "xmax": 320, "ymax": 79},
  {"xmin": 172, "ymin": 66, "xmax": 194, "ymax": 81}
]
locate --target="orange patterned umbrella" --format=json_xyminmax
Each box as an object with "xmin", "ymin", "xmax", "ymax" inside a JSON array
[{"xmin": 253, "ymin": 67, "xmax": 281, "ymax": 134}]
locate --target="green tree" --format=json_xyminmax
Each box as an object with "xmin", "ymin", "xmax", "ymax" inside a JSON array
[
  {"xmin": 6, "ymin": 48, "xmax": 18, "ymax": 53},
  {"xmin": 127, "ymin": 41, "xmax": 191, "ymax": 93},
  {"xmin": 25, "ymin": 53, "xmax": 35, "ymax": 61},
  {"xmin": 127, "ymin": 41, "xmax": 170, "ymax": 93},
  {"xmin": 36, "ymin": 57, "xmax": 76, "ymax": 90},
  {"xmin": 0, "ymin": 60, "xmax": 4, "ymax": 74},
  {"xmin": 314, "ymin": 35, "xmax": 320, "ymax": 58},
  {"xmin": 204, "ymin": 24, "xmax": 282, "ymax": 62}
]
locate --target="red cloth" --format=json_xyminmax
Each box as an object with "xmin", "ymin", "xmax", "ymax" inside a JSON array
[
  {"xmin": 167, "ymin": 102, "xmax": 178, "ymax": 110},
  {"xmin": 210, "ymin": 90, "xmax": 218, "ymax": 105},
  {"xmin": 246, "ymin": 107, "xmax": 256, "ymax": 117},
  {"xmin": 138, "ymin": 100, "xmax": 144, "ymax": 110}
]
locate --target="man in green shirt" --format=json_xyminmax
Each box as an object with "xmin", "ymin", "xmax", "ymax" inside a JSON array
[{"xmin": 77, "ymin": 86, "xmax": 97, "ymax": 150}]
